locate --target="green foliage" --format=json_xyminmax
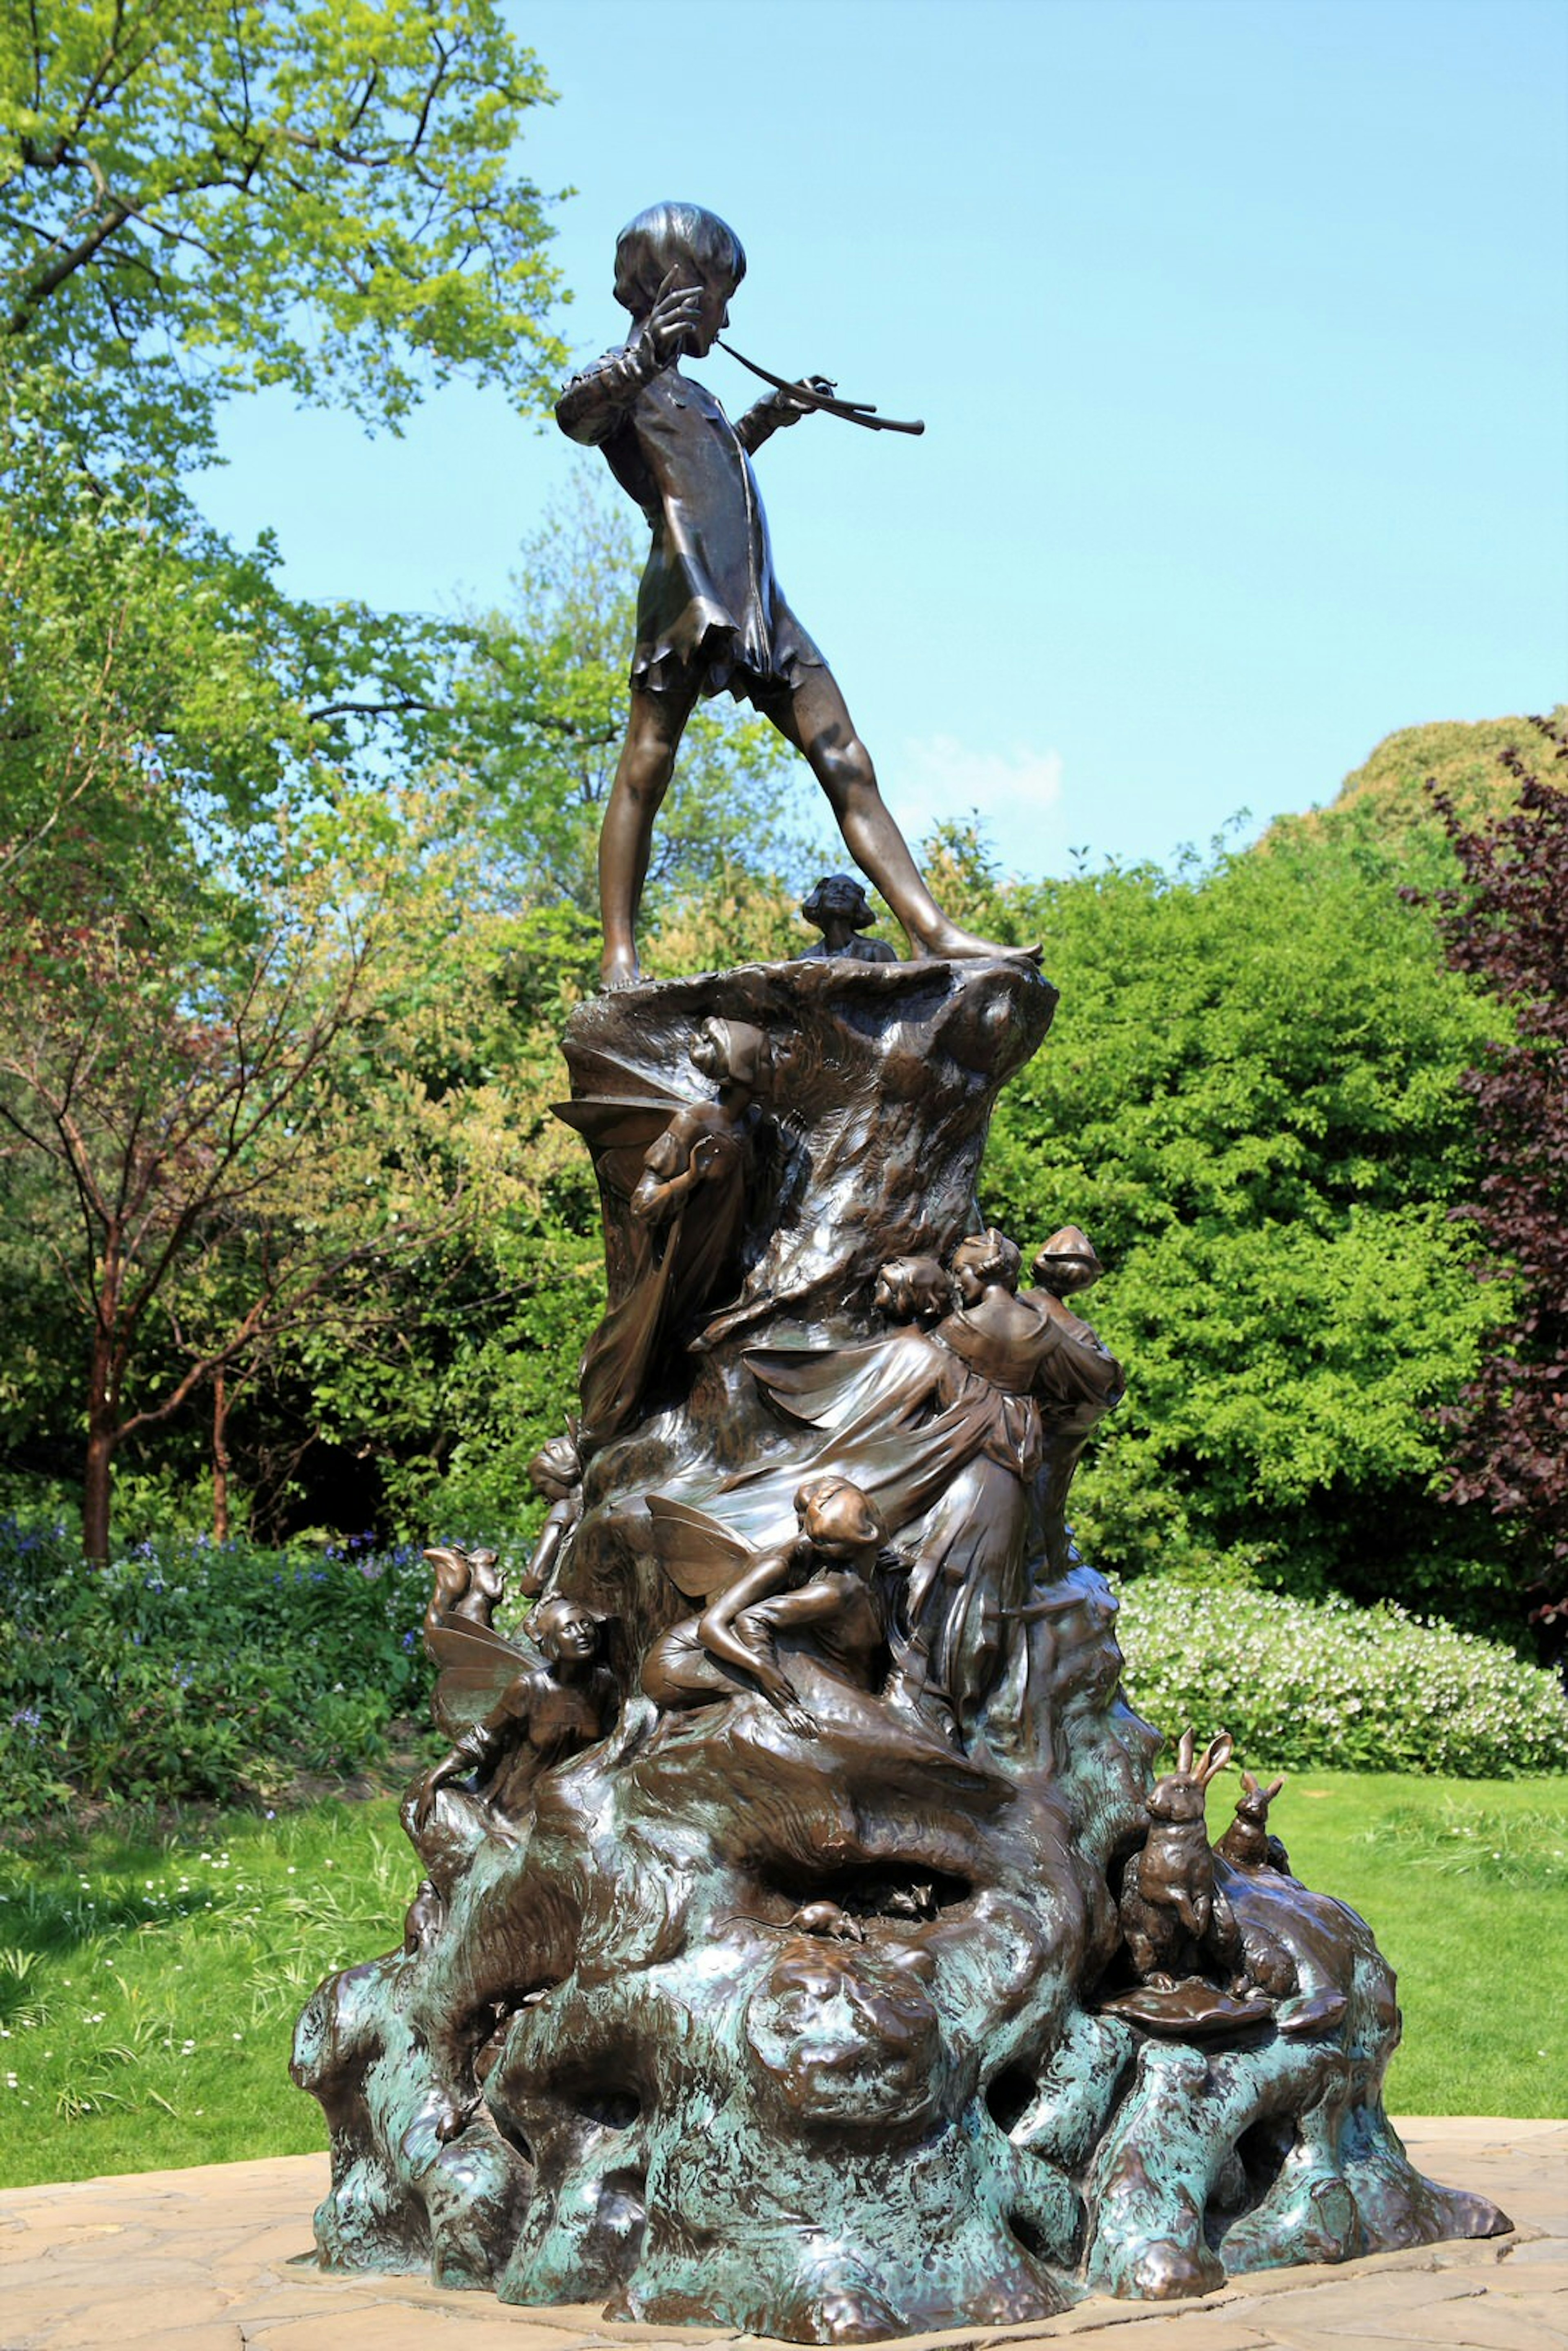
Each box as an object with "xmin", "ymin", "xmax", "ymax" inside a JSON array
[
  {"xmin": 1117, "ymin": 1580, "xmax": 1568, "ymax": 1777},
  {"xmin": 1289, "ymin": 715, "xmax": 1541, "ymax": 855},
  {"xmin": 0, "ymin": 1803, "xmax": 416, "ymax": 2181},
  {"xmin": 457, "ymin": 467, "xmax": 827, "ymax": 918},
  {"xmin": 968, "ymin": 819, "xmax": 1508, "ymax": 1619},
  {"xmin": 0, "ymin": 1518, "xmax": 442, "ymax": 1818},
  {"xmin": 0, "ymin": 0, "xmax": 565, "ymax": 472},
  {"xmin": 1360, "ymin": 1795, "xmax": 1568, "ymax": 1890},
  {"xmin": 1278, "ymin": 1773, "xmax": 1568, "ymax": 2118}
]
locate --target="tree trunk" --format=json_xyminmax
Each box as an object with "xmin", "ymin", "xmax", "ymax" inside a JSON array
[
  {"xmin": 212, "ymin": 1370, "xmax": 232, "ymax": 1544},
  {"xmin": 82, "ymin": 1235, "xmax": 124, "ymax": 1565},
  {"xmin": 82, "ymin": 1354, "xmax": 117, "ymax": 1565}
]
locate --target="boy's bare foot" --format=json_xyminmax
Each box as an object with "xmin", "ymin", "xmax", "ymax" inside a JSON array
[
  {"xmin": 909, "ymin": 921, "xmax": 1042, "ymax": 965},
  {"xmin": 600, "ymin": 944, "xmax": 644, "ymax": 991}
]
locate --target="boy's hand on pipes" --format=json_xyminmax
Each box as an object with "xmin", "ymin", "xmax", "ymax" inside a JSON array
[
  {"xmin": 771, "ymin": 374, "xmax": 835, "ymax": 425},
  {"xmin": 644, "ymin": 267, "xmax": 705, "ymax": 365}
]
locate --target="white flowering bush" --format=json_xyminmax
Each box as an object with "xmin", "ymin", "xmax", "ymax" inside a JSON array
[{"xmin": 1115, "ymin": 1581, "xmax": 1568, "ymax": 1777}]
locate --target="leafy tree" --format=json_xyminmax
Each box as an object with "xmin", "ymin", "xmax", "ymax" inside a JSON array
[
  {"xmin": 962, "ymin": 821, "xmax": 1508, "ymax": 1621},
  {"xmin": 1419, "ymin": 715, "xmax": 1568, "ymax": 1634},
  {"xmin": 1282, "ymin": 716, "xmax": 1533, "ymax": 858},
  {"xmin": 0, "ymin": 0, "xmax": 584, "ymax": 1557},
  {"xmin": 2, "ymin": 786, "xmax": 404, "ymax": 1557},
  {"xmin": 0, "ymin": 0, "xmax": 564, "ymax": 474},
  {"xmin": 455, "ymin": 467, "xmax": 825, "ymax": 923}
]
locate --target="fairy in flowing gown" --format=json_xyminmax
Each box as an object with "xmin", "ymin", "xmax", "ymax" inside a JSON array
[
  {"xmin": 566, "ymin": 1016, "xmax": 767, "ymax": 1449},
  {"xmin": 726, "ymin": 1231, "xmax": 1123, "ymax": 1756}
]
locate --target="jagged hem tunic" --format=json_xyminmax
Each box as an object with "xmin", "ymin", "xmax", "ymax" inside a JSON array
[{"xmin": 556, "ymin": 346, "xmax": 826, "ymax": 706}]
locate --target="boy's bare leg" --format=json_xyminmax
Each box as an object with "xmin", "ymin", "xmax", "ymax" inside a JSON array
[
  {"xmin": 598, "ymin": 677, "xmax": 702, "ymax": 988},
  {"xmin": 768, "ymin": 668, "xmax": 1030, "ymax": 962}
]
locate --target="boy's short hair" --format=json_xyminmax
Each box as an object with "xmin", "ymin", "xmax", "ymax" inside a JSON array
[{"xmin": 613, "ymin": 201, "xmax": 747, "ymax": 315}]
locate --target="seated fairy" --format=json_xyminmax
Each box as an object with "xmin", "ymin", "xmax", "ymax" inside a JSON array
[
  {"xmin": 641, "ymin": 1476, "xmax": 904, "ymax": 1739},
  {"xmin": 410, "ymin": 1595, "xmax": 618, "ymax": 1849}
]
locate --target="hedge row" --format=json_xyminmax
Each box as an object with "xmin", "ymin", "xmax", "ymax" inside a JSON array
[{"xmin": 4, "ymin": 1518, "xmax": 1564, "ymax": 1819}]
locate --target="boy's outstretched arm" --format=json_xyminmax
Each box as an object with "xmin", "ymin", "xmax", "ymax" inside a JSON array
[{"xmin": 733, "ymin": 375, "xmax": 833, "ymax": 454}]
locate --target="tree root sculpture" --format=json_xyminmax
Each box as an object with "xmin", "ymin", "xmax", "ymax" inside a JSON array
[{"xmin": 292, "ymin": 955, "xmax": 1508, "ymax": 2339}]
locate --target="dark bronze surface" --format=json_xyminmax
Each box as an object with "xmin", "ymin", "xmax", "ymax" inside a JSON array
[
  {"xmin": 294, "ymin": 953, "xmax": 1508, "ymax": 2335},
  {"xmin": 290, "ymin": 212, "xmax": 1508, "ymax": 2328},
  {"xmin": 554, "ymin": 200, "xmax": 1029, "ymax": 990}
]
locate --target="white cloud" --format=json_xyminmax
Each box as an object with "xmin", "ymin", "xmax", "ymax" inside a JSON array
[{"xmin": 889, "ymin": 735, "xmax": 1066, "ymax": 874}]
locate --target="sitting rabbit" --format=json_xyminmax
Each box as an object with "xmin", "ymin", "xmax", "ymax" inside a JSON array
[
  {"xmin": 1120, "ymin": 1730, "xmax": 1246, "ymax": 1989},
  {"xmin": 1119, "ymin": 1732, "xmax": 1300, "ymax": 2002},
  {"xmin": 1214, "ymin": 1769, "xmax": 1292, "ymax": 1875}
]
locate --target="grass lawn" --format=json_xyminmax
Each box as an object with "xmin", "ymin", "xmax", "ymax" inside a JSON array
[{"xmin": 0, "ymin": 1771, "xmax": 1563, "ymax": 2191}]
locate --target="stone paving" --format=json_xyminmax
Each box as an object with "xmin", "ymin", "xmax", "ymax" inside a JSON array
[{"xmin": 0, "ymin": 2118, "xmax": 1562, "ymax": 2351}]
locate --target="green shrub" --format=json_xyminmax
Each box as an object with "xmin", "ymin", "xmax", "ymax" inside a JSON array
[
  {"xmin": 0, "ymin": 1516, "xmax": 480, "ymax": 1819},
  {"xmin": 1116, "ymin": 1580, "xmax": 1568, "ymax": 1777}
]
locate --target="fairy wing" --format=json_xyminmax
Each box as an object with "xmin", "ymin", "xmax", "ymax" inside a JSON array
[
  {"xmin": 644, "ymin": 1493, "xmax": 755, "ymax": 1600},
  {"xmin": 552, "ymin": 1095, "xmax": 689, "ymax": 1201},
  {"xmin": 425, "ymin": 1612, "xmax": 536, "ymax": 1738}
]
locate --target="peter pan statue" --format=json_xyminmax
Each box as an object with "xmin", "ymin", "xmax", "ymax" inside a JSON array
[{"xmin": 555, "ymin": 200, "xmax": 1020, "ymax": 989}]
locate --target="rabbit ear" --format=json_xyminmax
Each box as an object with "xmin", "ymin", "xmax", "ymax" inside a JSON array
[
  {"xmin": 1266, "ymin": 1776, "xmax": 1286, "ymax": 1801},
  {"xmin": 1199, "ymin": 1731, "xmax": 1234, "ymax": 1783},
  {"xmin": 1175, "ymin": 1728, "xmax": 1196, "ymax": 1775},
  {"xmin": 1242, "ymin": 1770, "xmax": 1259, "ymax": 1794}
]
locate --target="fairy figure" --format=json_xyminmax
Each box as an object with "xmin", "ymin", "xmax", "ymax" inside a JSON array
[
  {"xmin": 559, "ymin": 1014, "xmax": 769, "ymax": 1449},
  {"xmin": 641, "ymin": 1476, "xmax": 902, "ymax": 1738},
  {"xmin": 411, "ymin": 1596, "xmax": 617, "ymax": 1832}
]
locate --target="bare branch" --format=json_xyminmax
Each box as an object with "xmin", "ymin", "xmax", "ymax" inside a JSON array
[{"xmin": 6, "ymin": 200, "xmax": 132, "ymax": 334}]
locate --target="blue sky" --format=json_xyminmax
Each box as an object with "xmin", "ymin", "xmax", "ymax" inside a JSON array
[{"xmin": 196, "ymin": 0, "xmax": 1568, "ymax": 880}]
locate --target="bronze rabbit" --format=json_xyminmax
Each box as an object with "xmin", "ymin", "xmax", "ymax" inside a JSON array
[
  {"xmin": 1214, "ymin": 1769, "xmax": 1292, "ymax": 1875},
  {"xmin": 1119, "ymin": 1729, "xmax": 1251, "ymax": 1990}
]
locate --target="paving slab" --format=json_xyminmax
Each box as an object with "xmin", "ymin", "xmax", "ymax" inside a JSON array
[{"xmin": 0, "ymin": 2119, "xmax": 1561, "ymax": 2351}]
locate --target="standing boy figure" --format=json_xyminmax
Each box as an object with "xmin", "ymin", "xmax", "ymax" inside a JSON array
[{"xmin": 556, "ymin": 200, "xmax": 1018, "ymax": 988}]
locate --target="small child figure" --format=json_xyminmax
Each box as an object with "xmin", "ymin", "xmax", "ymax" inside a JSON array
[
  {"xmin": 518, "ymin": 1428, "xmax": 583, "ymax": 1599},
  {"xmin": 797, "ymin": 874, "xmax": 897, "ymax": 963},
  {"xmin": 556, "ymin": 200, "xmax": 1021, "ymax": 989}
]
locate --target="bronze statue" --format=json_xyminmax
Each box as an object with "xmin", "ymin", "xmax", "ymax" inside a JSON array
[
  {"xmin": 797, "ymin": 875, "xmax": 897, "ymax": 963},
  {"xmin": 731, "ymin": 1227, "xmax": 1121, "ymax": 1752},
  {"xmin": 1214, "ymin": 1770, "xmax": 1292, "ymax": 1874},
  {"xmin": 421, "ymin": 1543, "xmax": 503, "ymax": 1645},
  {"xmin": 1115, "ymin": 1730, "xmax": 1296, "ymax": 2013},
  {"xmin": 642, "ymin": 1476, "xmax": 900, "ymax": 1739},
  {"xmin": 296, "ymin": 293, "xmax": 1509, "ymax": 2325},
  {"xmin": 413, "ymin": 1594, "xmax": 617, "ymax": 1831},
  {"xmin": 517, "ymin": 1428, "xmax": 583, "ymax": 1599},
  {"xmin": 555, "ymin": 200, "xmax": 1021, "ymax": 988},
  {"xmin": 871, "ymin": 1254, "xmax": 952, "ymax": 1325},
  {"xmin": 567, "ymin": 1014, "xmax": 766, "ymax": 1447}
]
